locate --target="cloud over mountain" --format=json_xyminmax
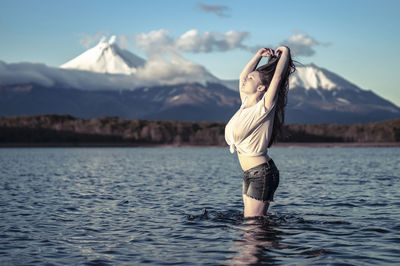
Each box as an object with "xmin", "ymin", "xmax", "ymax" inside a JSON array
[
  {"xmin": 1, "ymin": 30, "xmax": 331, "ymax": 91},
  {"xmin": 134, "ymin": 53, "xmax": 214, "ymax": 85},
  {"xmin": 281, "ymin": 31, "xmax": 330, "ymax": 57},
  {"xmin": 176, "ymin": 29, "xmax": 249, "ymax": 52},
  {"xmin": 135, "ymin": 29, "xmax": 250, "ymax": 54},
  {"xmin": 0, "ymin": 60, "xmax": 137, "ymax": 90},
  {"xmin": 135, "ymin": 28, "xmax": 329, "ymax": 57},
  {"xmin": 134, "ymin": 29, "xmax": 253, "ymax": 84},
  {"xmin": 135, "ymin": 29, "xmax": 175, "ymax": 55},
  {"xmin": 0, "ymin": 35, "xmax": 218, "ymax": 89}
]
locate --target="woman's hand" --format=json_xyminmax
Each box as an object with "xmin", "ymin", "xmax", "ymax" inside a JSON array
[
  {"xmin": 274, "ymin": 46, "xmax": 289, "ymax": 57},
  {"xmin": 257, "ymin": 48, "xmax": 274, "ymax": 57}
]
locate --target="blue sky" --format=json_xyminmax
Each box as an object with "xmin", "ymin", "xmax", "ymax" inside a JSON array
[{"xmin": 1, "ymin": 0, "xmax": 400, "ymax": 105}]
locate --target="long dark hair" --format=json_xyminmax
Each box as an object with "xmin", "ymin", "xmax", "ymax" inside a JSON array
[{"xmin": 256, "ymin": 47, "xmax": 296, "ymax": 147}]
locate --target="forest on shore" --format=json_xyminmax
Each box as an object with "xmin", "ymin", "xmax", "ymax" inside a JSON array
[{"xmin": 0, "ymin": 115, "xmax": 399, "ymax": 146}]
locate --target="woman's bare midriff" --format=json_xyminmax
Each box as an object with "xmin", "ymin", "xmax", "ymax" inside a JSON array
[{"xmin": 237, "ymin": 153, "xmax": 271, "ymax": 171}]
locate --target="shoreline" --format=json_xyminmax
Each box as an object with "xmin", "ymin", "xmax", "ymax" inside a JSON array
[{"xmin": 1, "ymin": 142, "xmax": 400, "ymax": 148}]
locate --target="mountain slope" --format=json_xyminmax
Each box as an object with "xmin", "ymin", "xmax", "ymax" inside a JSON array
[
  {"xmin": 290, "ymin": 63, "xmax": 361, "ymax": 91},
  {"xmin": 222, "ymin": 63, "xmax": 400, "ymax": 123},
  {"xmin": 0, "ymin": 83, "xmax": 240, "ymax": 122},
  {"xmin": 61, "ymin": 36, "xmax": 145, "ymax": 75},
  {"xmin": 286, "ymin": 64, "xmax": 399, "ymax": 123}
]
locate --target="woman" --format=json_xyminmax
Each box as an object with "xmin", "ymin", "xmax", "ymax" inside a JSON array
[{"xmin": 225, "ymin": 46, "xmax": 296, "ymax": 217}]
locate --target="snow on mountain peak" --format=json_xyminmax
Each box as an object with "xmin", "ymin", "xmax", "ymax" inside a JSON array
[
  {"xmin": 290, "ymin": 64, "xmax": 336, "ymax": 90},
  {"xmin": 61, "ymin": 36, "xmax": 145, "ymax": 75},
  {"xmin": 98, "ymin": 36, "xmax": 107, "ymax": 44},
  {"xmin": 108, "ymin": 35, "xmax": 116, "ymax": 45},
  {"xmin": 290, "ymin": 63, "xmax": 361, "ymax": 92},
  {"xmin": 60, "ymin": 35, "xmax": 219, "ymax": 86}
]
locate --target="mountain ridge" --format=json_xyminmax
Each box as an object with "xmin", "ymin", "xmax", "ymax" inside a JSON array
[{"xmin": 0, "ymin": 37, "xmax": 399, "ymax": 123}]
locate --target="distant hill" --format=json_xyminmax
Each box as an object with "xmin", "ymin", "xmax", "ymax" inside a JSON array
[{"xmin": 0, "ymin": 83, "xmax": 240, "ymax": 122}]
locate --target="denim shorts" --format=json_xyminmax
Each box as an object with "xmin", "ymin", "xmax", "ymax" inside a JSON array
[{"xmin": 242, "ymin": 158, "xmax": 280, "ymax": 202}]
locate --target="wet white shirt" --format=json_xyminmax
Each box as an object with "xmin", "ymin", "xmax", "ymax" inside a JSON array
[{"xmin": 224, "ymin": 93, "xmax": 277, "ymax": 157}]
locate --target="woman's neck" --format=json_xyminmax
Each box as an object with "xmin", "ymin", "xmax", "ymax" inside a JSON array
[{"xmin": 244, "ymin": 92, "xmax": 264, "ymax": 108}]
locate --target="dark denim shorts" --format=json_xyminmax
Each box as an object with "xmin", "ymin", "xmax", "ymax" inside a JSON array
[{"xmin": 242, "ymin": 158, "xmax": 280, "ymax": 202}]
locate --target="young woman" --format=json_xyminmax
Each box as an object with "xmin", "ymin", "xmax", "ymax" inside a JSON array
[{"xmin": 225, "ymin": 46, "xmax": 296, "ymax": 217}]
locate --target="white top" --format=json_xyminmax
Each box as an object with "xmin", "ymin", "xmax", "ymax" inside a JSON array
[{"xmin": 224, "ymin": 93, "xmax": 277, "ymax": 156}]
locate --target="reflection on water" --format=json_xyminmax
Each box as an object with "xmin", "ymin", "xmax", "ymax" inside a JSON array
[
  {"xmin": 187, "ymin": 209, "xmax": 326, "ymax": 265},
  {"xmin": 229, "ymin": 217, "xmax": 284, "ymax": 265},
  {"xmin": 0, "ymin": 147, "xmax": 399, "ymax": 265}
]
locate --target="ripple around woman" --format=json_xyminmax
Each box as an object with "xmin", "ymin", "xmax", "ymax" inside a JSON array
[{"xmin": 225, "ymin": 46, "xmax": 296, "ymax": 217}]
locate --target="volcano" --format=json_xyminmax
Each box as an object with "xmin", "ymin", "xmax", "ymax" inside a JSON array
[{"xmin": 61, "ymin": 35, "xmax": 145, "ymax": 75}]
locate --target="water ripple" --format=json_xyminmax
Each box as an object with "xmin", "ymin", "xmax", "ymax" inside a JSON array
[{"xmin": 0, "ymin": 147, "xmax": 399, "ymax": 265}]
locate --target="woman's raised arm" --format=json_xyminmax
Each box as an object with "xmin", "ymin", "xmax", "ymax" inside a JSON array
[
  {"xmin": 263, "ymin": 46, "xmax": 290, "ymax": 109},
  {"xmin": 239, "ymin": 48, "xmax": 274, "ymax": 101}
]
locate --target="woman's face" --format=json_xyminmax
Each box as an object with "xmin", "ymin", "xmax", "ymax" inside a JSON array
[{"xmin": 241, "ymin": 71, "xmax": 263, "ymax": 94}]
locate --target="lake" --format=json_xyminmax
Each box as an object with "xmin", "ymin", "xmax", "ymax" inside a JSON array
[{"xmin": 1, "ymin": 147, "xmax": 399, "ymax": 265}]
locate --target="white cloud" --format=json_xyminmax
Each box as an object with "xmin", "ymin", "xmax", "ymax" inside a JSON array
[
  {"xmin": 0, "ymin": 61, "xmax": 55, "ymax": 87},
  {"xmin": 0, "ymin": 28, "xmax": 220, "ymax": 89},
  {"xmin": 176, "ymin": 29, "xmax": 249, "ymax": 52},
  {"xmin": 135, "ymin": 29, "xmax": 174, "ymax": 56},
  {"xmin": 134, "ymin": 29, "xmax": 330, "ymax": 58},
  {"xmin": 134, "ymin": 53, "xmax": 212, "ymax": 86},
  {"xmin": 0, "ymin": 29, "xmax": 330, "ymax": 91},
  {"xmin": 281, "ymin": 31, "xmax": 330, "ymax": 57},
  {"xmin": 135, "ymin": 29, "xmax": 251, "ymax": 54},
  {"xmin": 133, "ymin": 29, "xmax": 251, "ymax": 84},
  {"xmin": 0, "ymin": 60, "xmax": 138, "ymax": 90},
  {"xmin": 0, "ymin": 56, "xmax": 213, "ymax": 90}
]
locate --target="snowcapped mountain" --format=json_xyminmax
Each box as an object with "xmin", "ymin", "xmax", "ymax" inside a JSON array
[
  {"xmin": 0, "ymin": 38, "xmax": 399, "ymax": 123},
  {"xmin": 225, "ymin": 63, "xmax": 365, "ymax": 92},
  {"xmin": 212, "ymin": 63, "xmax": 363, "ymax": 93},
  {"xmin": 221, "ymin": 63, "xmax": 400, "ymax": 121},
  {"xmin": 59, "ymin": 35, "xmax": 220, "ymax": 86},
  {"xmin": 285, "ymin": 63, "xmax": 400, "ymax": 122},
  {"xmin": 61, "ymin": 36, "xmax": 145, "ymax": 75},
  {"xmin": 289, "ymin": 63, "xmax": 361, "ymax": 91}
]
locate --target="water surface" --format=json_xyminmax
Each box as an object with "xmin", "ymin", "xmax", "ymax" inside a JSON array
[{"xmin": 1, "ymin": 147, "xmax": 399, "ymax": 265}]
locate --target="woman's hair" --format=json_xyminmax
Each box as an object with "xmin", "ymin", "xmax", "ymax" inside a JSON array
[{"xmin": 256, "ymin": 47, "xmax": 297, "ymax": 147}]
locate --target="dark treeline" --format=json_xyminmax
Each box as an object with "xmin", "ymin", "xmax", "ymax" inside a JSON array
[{"xmin": 0, "ymin": 115, "xmax": 399, "ymax": 146}]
